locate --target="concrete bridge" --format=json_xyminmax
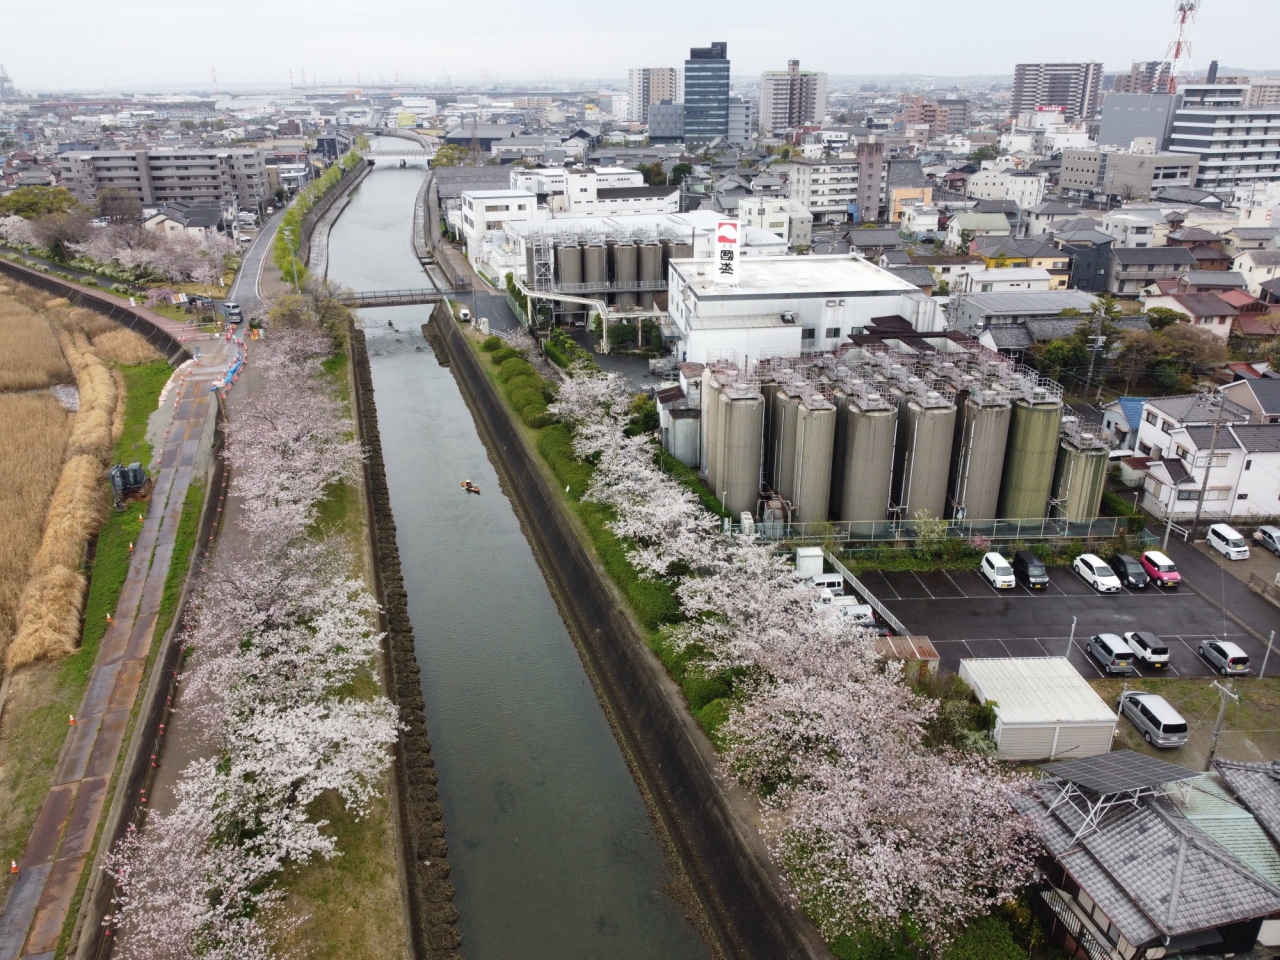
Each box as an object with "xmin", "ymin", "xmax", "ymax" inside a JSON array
[{"xmin": 337, "ymin": 288, "xmax": 443, "ymax": 308}]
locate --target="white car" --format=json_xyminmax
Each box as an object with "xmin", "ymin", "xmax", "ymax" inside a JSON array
[
  {"xmin": 1074, "ymin": 553, "xmax": 1121, "ymax": 593},
  {"xmin": 1207, "ymin": 523, "xmax": 1250, "ymax": 561},
  {"xmin": 979, "ymin": 551, "xmax": 1015, "ymax": 589},
  {"xmin": 1123, "ymin": 630, "xmax": 1171, "ymax": 669}
]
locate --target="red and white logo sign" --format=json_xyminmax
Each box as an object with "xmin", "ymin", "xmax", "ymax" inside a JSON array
[
  {"xmin": 716, "ymin": 221, "xmax": 739, "ymax": 244},
  {"xmin": 716, "ymin": 219, "xmax": 739, "ymax": 285}
]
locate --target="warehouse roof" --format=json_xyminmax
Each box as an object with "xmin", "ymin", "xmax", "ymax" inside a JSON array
[
  {"xmin": 957, "ymin": 290, "xmax": 1099, "ymax": 317},
  {"xmin": 671, "ymin": 254, "xmax": 919, "ymax": 297},
  {"xmin": 959, "ymin": 658, "xmax": 1115, "ymax": 725}
]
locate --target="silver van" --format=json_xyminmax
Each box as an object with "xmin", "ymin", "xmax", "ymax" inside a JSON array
[
  {"xmin": 1088, "ymin": 633, "xmax": 1135, "ymax": 674},
  {"xmin": 1207, "ymin": 523, "xmax": 1250, "ymax": 561},
  {"xmin": 807, "ymin": 572, "xmax": 845, "ymax": 596},
  {"xmin": 1117, "ymin": 691, "xmax": 1189, "ymax": 748}
]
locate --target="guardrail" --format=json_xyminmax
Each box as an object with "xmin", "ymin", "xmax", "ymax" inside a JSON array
[
  {"xmin": 1249, "ymin": 571, "xmax": 1280, "ymax": 609},
  {"xmin": 823, "ymin": 550, "xmax": 907, "ymax": 636},
  {"xmin": 337, "ymin": 288, "xmax": 443, "ymax": 307},
  {"xmin": 736, "ymin": 515, "xmax": 1144, "ymax": 544}
]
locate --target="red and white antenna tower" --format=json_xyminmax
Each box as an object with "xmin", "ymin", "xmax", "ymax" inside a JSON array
[{"xmin": 1162, "ymin": 0, "xmax": 1200, "ymax": 93}]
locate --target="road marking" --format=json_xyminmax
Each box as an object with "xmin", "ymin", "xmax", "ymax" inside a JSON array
[{"xmin": 909, "ymin": 571, "xmax": 935, "ymax": 600}]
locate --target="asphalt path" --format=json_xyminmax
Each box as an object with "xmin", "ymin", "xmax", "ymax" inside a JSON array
[{"xmin": 227, "ymin": 210, "xmax": 284, "ymax": 316}]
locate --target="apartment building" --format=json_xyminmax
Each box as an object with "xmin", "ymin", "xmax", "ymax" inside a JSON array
[
  {"xmin": 58, "ymin": 147, "xmax": 267, "ymax": 209},
  {"xmin": 1113, "ymin": 60, "xmax": 1173, "ymax": 95},
  {"xmin": 1104, "ymin": 246, "xmax": 1196, "ymax": 296},
  {"xmin": 784, "ymin": 139, "xmax": 885, "ymax": 224},
  {"xmin": 1169, "ymin": 84, "xmax": 1280, "ymax": 193},
  {"xmin": 627, "ymin": 67, "xmax": 679, "ymax": 124},
  {"xmin": 727, "ymin": 98, "xmax": 755, "ymax": 146},
  {"xmin": 965, "ymin": 168, "xmax": 1046, "ymax": 209},
  {"xmin": 1059, "ymin": 148, "xmax": 1198, "ymax": 201},
  {"xmin": 902, "ymin": 97, "xmax": 971, "ymax": 138},
  {"xmin": 758, "ymin": 60, "xmax": 827, "ymax": 136},
  {"xmin": 1011, "ymin": 62, "xmax": 1105, "ymax": 121}
]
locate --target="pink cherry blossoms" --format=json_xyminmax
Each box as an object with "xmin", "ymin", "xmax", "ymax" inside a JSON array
[
  {"xmin": 553, "ymin": 372, "xmax": 1038, "ymax": 950},
  {"xmin": 104, "ymin": 328, "xmax": 396, "ymax": 959},
  {"xmin": 71, "ymin": 224, "xmax": 235, "ymax": 285}
]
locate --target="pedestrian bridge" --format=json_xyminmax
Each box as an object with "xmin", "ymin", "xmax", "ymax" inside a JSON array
[{"xmin": 338, "ymin": 288, "xmax": 443, "ymax": 308}]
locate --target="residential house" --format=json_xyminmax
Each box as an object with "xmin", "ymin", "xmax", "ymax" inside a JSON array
[
  {"xmin": 1099, "ymin": 208, "xmax": 1167, "ymax": 248},
  {"xmin": 846, "ymin": 228, "xmax": 905, "ymax": 258},
  {"xmin": 906, "ymin": 253, "xmax": 983, "ymax": 288},
  {"xmin": 1235, "ymin": 249, "xmax": 1280, "ymax": 297},
  {"xmin": 946, "ymin": 212, "xmax": 1012, "ymax": 252},
  {"xmin": 1105, "ymin": 246, "xmax": 1196, "ymax": 296},
  {"xmin": 1223, "ymin": 225, "xmax": 1278, "ymax": 258},
  {"xmin": 1233, "ymin": 311, "xmax": 1280, "ymax": 342},
  {"xmin": 965, "ymin": 168, "xmax": 1046, "ymax": 210},
  {"xmin": 949, "ymin": 289, "xmax": 1100, "ymax": 334},
  {"xmin": 1164, "ymin": 225, "xmax": 1233, "ymax": 272},
  {"xmin": 982, "ymin": 315, "xmax": 1151, "ymax": 363},
  {"xmin": 1016, "ymin": 751, "xmax": 1280, "ymax": 960},
  {"xmin": 1025, "ymin": 201, "xmax": 1082, "ymax": 236},
  {"xmin": 1053, "ymin": 228, "xmax": 1113, "ymax": 293},
  {"xmin": 973, "ymin": 237, "xmax": 1072, "ymax": 289},
  {"xmin": 1220, "ymin": 377, "xmax": 1280, "ymax": 424},
  {"xmin": 953, "ymin": 266, "xmax": 1052, "ymax": 294},
  {"xmin": 1263, "ymin": 279, "xmax": 1280, "ymax": 305},
  {"xmin": 885, "ymin": 265, "xmax": 935, "ymax": 295},
  {"xmin": 898, "ymin": 203, "xmax": 940, "ymax": 237},
  {"xmin": 883, "ymin": 158, "xmax": 932, "ymax": 223},
  {"xmin": 1141, "ymin": 291, "xmax": 1238, "ymax": 340}
]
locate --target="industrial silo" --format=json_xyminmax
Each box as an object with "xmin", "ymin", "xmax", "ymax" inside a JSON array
[
  {"xmin": 613, "ymin": 242, "xmax": 638, "ymax": 310},
  {"xmin": 701, "ymin": 372, "xmax": 723, "ymax": 493},
  {"xmin": 1052, "ymin": 428, "xmax": 1109, "ymax": 522},
  {"xmin": 524, "ymin": 245, "xmax": 536, "ymax": 289},
  {"xmin": 792, "ymin": 393, "xmax": 836, "ymax": 523},
  {"xmin": 837, "ymin": 388, "xmax": 897, "ymax": 523},
  {"xmin": 584, "ymin": 240, "xmax": 606, "ymax": 291},
  {"xmin": 555, "ymin": 241, "xmax": 582, "ymax": 287},
  {"xmin": 948, "ymin": 389, "xmax": 1012, "ymax": 522},
  {"xmin": 772, "ymin": 385, "xmax": 802, "ymax": 504},
  {"xmin": 899, "ymin": 390, "xmax": 956, "ymax": 522},
  {"xmin": 717, "ymin": 385, "xmax": 764, "ymax": 518},
  {"xmin": 639, "ymin": 242, "xmax": 662, "ymax": 309},
  {"xmin": 998, "ymin": 389, "xmax": 1064, "ymax": 520},
  {"xmin": 760, "ymin": 379, "xmax": 780, "ymax": 487}
]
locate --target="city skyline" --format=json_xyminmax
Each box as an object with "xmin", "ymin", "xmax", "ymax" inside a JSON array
[{"xmin": 5, "ymin": 0, "xmax": 1280, "ymax": 91}]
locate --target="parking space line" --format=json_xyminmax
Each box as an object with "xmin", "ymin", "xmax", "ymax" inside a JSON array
[
  {"xmin": 871, "ymin": 572, "xmax": 901, "ymax": 601},
  {"xmin": 942, "ymin": 570, "xmax": 971, "ymax": 598},
  {"xmin": 909, "ymin": 571, "xmax": 935, "ymax": 600}
]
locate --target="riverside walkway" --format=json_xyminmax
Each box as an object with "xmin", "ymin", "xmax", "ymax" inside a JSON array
[{"xmin": 0, "ymin": 267, "xmax": 242, "ymax": 960}]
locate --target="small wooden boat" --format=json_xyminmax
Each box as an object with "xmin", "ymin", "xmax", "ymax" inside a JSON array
[{"xmin": 460, "ymin": 480, "xmax": 480, "ymax": 494}]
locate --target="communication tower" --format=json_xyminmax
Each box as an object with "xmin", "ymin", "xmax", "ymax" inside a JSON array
[{"xmin": 1162, "ymin": 0, "xmax": 1200, "ymax": 93}]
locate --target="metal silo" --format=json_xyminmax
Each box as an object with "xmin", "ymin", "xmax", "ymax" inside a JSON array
[
  {"xmin": 998, "ymin": 388, "xmax": 1064, "ymax": 520},
  {"xmin": 772, "ymin": 384, "xmax": 802, "ymax": 505},
  {"xmin": 613, "ymin": 242, "xmax": 638, "ymax": 310},
  {"xmin": 701, "ymin": 372, "xmax": 724, "ymax": 494},
  {"xmin": 639, "ymin": 242, "xmax": 662, "ymax": 309},
  {"xmin": 717, "ymin": 385, "xmax": 764, "ymax": 518},
  {"xmin": 525, "ymin": 245, "xmax": 535, "ymax": 289},
  {"xmin": 584, "ymin": 240, "xmax": 607, "ymax": 290},
  {"xmin": 792, "ymin": 393, "xmax": 836, "ymax": 523},
  {"xmin": 899, "ymin": 390, "xmax": 956, "ymax": 522},
  {"xmin": 1052, "ymin": 423, "xmax": 1109, "ymax": 522},
  {"xmin": 760, "ymin": 379, "xmax": 780, "ymax": 487},
  {"xmin": 555, "ymin": 241, "xmax": 582, "ymax": 286},
  {"xmin": 949, "ymin": 389, "xmax": 1012, "ymax": 522},
  {"xmin": 837, "ymin": 387, "xmax": 897, "ymax": 523}
]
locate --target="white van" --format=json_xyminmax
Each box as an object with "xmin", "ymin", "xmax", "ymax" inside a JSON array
[
  {"xmin": 813, "ymin": 592, "xmax": 875, "ymax": 626},
  {"xmin": 1207, "ymin": 523, "xmax": 1250, "ymax": 560},
  {"xmin": 806, "ymin": 572, "xmax": 845, "ymax": 596}
]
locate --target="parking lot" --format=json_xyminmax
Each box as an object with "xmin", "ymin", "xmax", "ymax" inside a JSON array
[{"xmin": 861, "ymin": 565, "xmax": 1271, "ymax": 679}]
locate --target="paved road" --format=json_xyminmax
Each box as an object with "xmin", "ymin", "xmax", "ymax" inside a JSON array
[{"xmin": 228, "ymin": 211, "xmax": 284, "ymax": 317}]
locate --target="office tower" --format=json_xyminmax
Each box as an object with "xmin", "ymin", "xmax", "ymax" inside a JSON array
[
  {"xmin": 1011, "ymin": 62, "xmax": 1105, "ymax": 120},
  {"xmin": 758, "ymin": 59, "xmax": 828, "ymax": 135},
  {"xmin": 627, "ymin": 67, "xmax": 679, "ymax": 123},
  {"xmin": 683, "ymin": 41, "xmax": 730, "ymax": 146}
]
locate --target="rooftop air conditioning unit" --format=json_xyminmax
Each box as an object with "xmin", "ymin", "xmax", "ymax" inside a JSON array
[{"xmin": 781, "ymin": 312, "xmax": 796, "ymax": 324}]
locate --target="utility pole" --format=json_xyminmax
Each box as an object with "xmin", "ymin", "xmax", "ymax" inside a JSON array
[
  {"xmin": 1083, "ymin": 303, "xmax": 1107, "ymax": 402},
  {"xmin": 1190, "ymin": 392, "xmax": 1226, "ymax": 540},
  {"xmin": 1065, "ymin": 616, "xmax": 1077, "ymax": 659},
  {"xmin": 1204, "ymin": 679, "xmax": 1240, "ymax": 772},
  {"xmin": 1261, "ymin": 630, "xmax": 1275, "ymax": 680}
]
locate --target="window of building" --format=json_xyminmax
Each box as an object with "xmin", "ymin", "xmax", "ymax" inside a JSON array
[
  {"xmin": 1138, "ymin": 441, "xmax": 1153, "ymax": 455},
  {"xmin": 1238, "ymin": 493, "xmax": 1249, "ymax": 500},
  {"xmin": 1177, "ymin": 489, "xmax": 1201, "ymax": 501},
  {"xmin": 1246, "ymin": 460, "xmax": 1253, "ymax": 470},
  {"xmin": 825, "ymin": 327, "xmax": 841, "ymax": 339},
  {"xmin": 801, "ymin": 328, "xmax": 815, "ymax": 341},
  {"xmin": 1144, "ymin": 411, "xmax": 1158, "ymax": 426},
  {"xmin": 1160, "ymin": 420, "xmax": 1172, "ymax": 434},
  {"xmin": 1176, "ymin": 445, "xmax": 1189, "ymax": 460}
]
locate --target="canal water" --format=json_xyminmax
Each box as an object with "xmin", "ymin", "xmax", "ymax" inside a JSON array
[{"xmin": 326, "ymin": 160, "xmax": 708, "ymax": 960}]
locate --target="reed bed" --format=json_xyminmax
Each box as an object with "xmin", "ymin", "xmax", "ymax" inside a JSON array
[
  {"xmin": 89, "ymin": 328, "xmax": 162, "ymax": 365},
  {"xmin": 0, "ymin": 297, "xmax": 73, "ymax": 392}
]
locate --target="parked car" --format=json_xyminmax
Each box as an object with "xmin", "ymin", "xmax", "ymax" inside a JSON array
[
  {"xmin": 1123, "ymin": 630, "xmax": 1170, "ymax": 669},
  {"xmin": 457, "ymin": 307, "xmax": 471, "ymax": 322},
  {"xmin": 805, "ymin": 572, "xmax": 845, "ymax": 596},
  {"xmin": 1012, "ymin": 549, "xmax": 1049, "ymax": 589},
  {"xmin": 222, "ymin": 300, "xmax": 242, "ymax": 318},
  {"xmin": 1253, "ymin": 525, "xmax": 1280, "ymax": 558},
  {"xmin": 1074, "ymin": 554, "xmax": 1121, "ymax": 593},
  {"xmin": 1207, "ymin": 523, "xmax": 1250, "ymax": 561},
  {"xmin": 979, "ymin": 551, "xmax": 1015, "ymax": 589},
  {"xmin": 1107, "ymin": 553, "xmax": 1149, "ymax": 589},
  {"xmin": 1140, "ymin": 550, "xmax": 1181, "ymax": 588},
  {"xmin": 1198, "ymin": 640, "xmax": 1251, "ymax": 676},
  {"xmin": 1088, "ymin": 633, "xmax": 1135, "ymax": 674},
  {"xmin": 1117, "ymin": 691, "xmax": 1188, "ymax": 748}
]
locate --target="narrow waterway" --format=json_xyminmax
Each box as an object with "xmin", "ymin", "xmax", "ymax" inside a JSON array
[{"xmin": 326, "ymin": 160, "xmax": 708, "ymax": 960}]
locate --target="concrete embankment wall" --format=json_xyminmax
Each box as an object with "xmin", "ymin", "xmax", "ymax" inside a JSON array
[
  {"xmin": 431, "ymin": 303, "xmax": 829, "ymax": 960},
  {"xmin": 349, "ymin": 327, "xmax": 463, "ymax": 960}
]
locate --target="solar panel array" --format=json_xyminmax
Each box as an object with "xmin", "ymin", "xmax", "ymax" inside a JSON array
[{"xmin": 1041, "ymin": 749, "xmax": 1198, "ymax": 795}]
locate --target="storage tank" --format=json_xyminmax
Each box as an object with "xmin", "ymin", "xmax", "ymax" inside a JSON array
[
  {"xmin": 899, "ymin": 391, "xmax": 956, "ymax": 522},
  {"xmin": 701, "ymin": 372, "xmax": 723, "ymax": 492},
  {"xmin": 792, "ymin": 393, "xmax": 836, "ymax": 523},
  {"xmin": 613, "ymin": 242, "xmax": 638, "ymax": 310},
  {"xmin": 639, "ymin": 242, "xmax": 662, "ymax": 309},
  {"xmin": 837, "ymin": 389, "xmax": 897, "ymax": 523},
  {"xmin": 760, "ymin": 379, "xmax": 780, "ymax": 487},
  {"xmin": 948, "ymin": 390, "xmax": 1012, "ymax": 521},
  {"xmin": 772, "ymin": 385, "xmax": 802, "ymax": 504},
  {"xmin": 555, "ymin": 241, "xmax": 582, "ymax": 287},
  {"xmin": 583, "ymin": 241, "xmax": 607, "ymax": 290},
  {"xmin": 717, "ymin": 386, "xmax": 764, "ymax": 519},
  {"xmin": 998, "ymin": 390, "xmax": 1064, "ymax": 520},
  {"xmin": 1052, "ymin": 430, "xmax": 1109, "ymax": 522}
]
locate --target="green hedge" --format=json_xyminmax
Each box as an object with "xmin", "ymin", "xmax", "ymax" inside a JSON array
[
  {"xmin": 497, "ymin": 357, "xmax": 535, "ymax": 383},
  {"xmin": 481, "ymin": 335, "xmax": 503, "ymax": 352},
  {"xmin": 489, "ymin": 346, "xmax": 524, "ymax": 366},
  {"xmin": 1100, "ymin": 489, "xmax": 1145, "ymax": 534}
]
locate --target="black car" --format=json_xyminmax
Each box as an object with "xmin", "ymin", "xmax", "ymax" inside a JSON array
[
  {"xmin": 1107, "ymin": 553, "xmax": 1149, "ymax": 589},
  {"xmin": 1012, "ymin": 549, "xmax": 1049, "ymax": 589}
]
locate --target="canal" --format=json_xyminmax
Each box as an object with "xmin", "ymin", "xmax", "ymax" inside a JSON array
[{"xmin": 326, "ymin": 160, "xmax": 708, "ymax": 960}]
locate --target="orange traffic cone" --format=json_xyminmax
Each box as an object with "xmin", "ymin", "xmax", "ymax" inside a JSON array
[
  {"xmin": 128, "ymin": 542, "xmax": 134, "ymax": 552},
  {"xmin": 69, "ymin": 714, "xmax": 76, "ymax": 726},
  {"xmin": 106, "ymin": 613, "xmax": 113, "ymax": 624},
  {"xmin": 10, "ymin": 859, "xmax": 18, "ymax": 874}
]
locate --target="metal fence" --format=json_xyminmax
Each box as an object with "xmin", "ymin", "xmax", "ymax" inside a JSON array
[
  {"xmin": 737, "ymin": 515, "xmax": 1145, "ymax": 545},
  {"xmin": 824, "ymin": 551, "xmax": 907, "ymax": 635}
]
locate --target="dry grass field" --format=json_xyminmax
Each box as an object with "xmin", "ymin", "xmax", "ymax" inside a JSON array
[{"xmin": 0, "ymin": 298, "xmax": 72, "ymax": 392}]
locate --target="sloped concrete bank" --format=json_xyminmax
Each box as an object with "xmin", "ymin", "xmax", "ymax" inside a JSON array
[
  {"xmin": 429, "ymin": 303, "xmax": 829, "ymax": 960},
  {"xmin": 349, "ymin": 327, "xmax": 463, "ymax": 960}
]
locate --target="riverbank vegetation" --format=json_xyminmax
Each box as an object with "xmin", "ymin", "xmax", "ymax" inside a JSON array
[{"xmin": 272, "ymin": 148, "xmax": 366, "ymax": 288}]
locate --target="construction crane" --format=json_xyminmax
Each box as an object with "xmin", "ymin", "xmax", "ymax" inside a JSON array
[{"xmin": 1163, "ymin": 0, "xmax": 1200, "ymax": 93}]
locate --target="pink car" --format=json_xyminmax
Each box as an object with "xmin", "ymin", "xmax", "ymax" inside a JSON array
[{"xmin": 1140, "ymin": 550, "xmax": 1181, "ymax": 588}]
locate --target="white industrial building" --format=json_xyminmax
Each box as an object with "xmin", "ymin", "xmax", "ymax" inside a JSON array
[
  {"xmin": 959, "ymin": 658, "xmax": 1117, "ymax": 760},
  {"xmin": 666, "ymin": 255, "xmax": 942, "ymax": 365}
]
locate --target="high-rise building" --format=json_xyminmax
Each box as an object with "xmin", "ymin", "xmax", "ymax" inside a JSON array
[
  {"xmin": 627, "ymin": 67, "xmax": 679, "ymax": 123},
  {"xmin": 1114, "ymin": 61, "xmax": 1173, "ymax": 95},
  {"xmin": 758, "ymin": 59, "xmax": 827, "ymax": 135},
  {"xmin": 1169, "ymin": 84, "xmax": 1280, "ymax": 193},
  {"xmin": 1011, "ymin": 62, "xmax": 1105, "ymax": 121},
  {"xmin": 683, "ymin": 41, "xmax": 730, "ymax": 146},
  {"xmin": 727, "ymin": 98, "xmax": 755, "ymax": 146}
]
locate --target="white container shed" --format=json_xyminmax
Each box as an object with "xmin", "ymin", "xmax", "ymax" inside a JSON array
[{"xmin": 958, "ymin": 657, "xmax": 1117, "ymax": 760}]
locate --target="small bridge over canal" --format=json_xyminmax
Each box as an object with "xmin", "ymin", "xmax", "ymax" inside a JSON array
[{"xmin": 337, "ymin": 288, "xmax": 443, "ymax": 308}]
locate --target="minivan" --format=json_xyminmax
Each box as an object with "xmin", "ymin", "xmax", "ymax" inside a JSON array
[
  {"xmin": 807, "ymin": 572, "xmax": 845, "ymax": 596},
  {"xmin": 1207, "ymin": 523, "xmax": 1250, "ymax": 561},
  {"xmin": 1253, "ymin": 525, "xmax": 1280, "ymax": 558},
  {"xmin": 1124, "ymin": 630, "xmax": 1170, "ymax": 669},
  {"xmin": 1088, "ymin": 633, "xmax": 1135, "ymax": 674},
  {"xmin": 979, "ymin": 552, "xmax": 1015, "ymax": 589},
  {"xmin": 1199, "ymin": 640, "xmax": 1250, "ymax": 676},
  {"xmin": 1117, "ymin": 692, "xmax": 1189, "ymax": 748},
  {"xmin": 1012, "ymin": 550, "xmax": 1049, "ymax": 589}
]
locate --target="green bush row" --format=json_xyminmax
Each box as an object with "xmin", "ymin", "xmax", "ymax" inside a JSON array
[{"xmin": 272, "ymin": 149, "xmax": 363, "ymax": 280}]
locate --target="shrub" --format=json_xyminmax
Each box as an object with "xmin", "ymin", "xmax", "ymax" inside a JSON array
[
  {"xmin": 508, "ymin": 387, "xmax": 544, "ymax": 413},
  {"xmin": 682, "ymin": 672, "xmax": 731, "ymax": 710},
  {"xmin": 544, "ymin": 340, "xmax": 571, "ymax": 368},
  {"xmin": 505, "ymin": 374, "xmax": 549, "ymax": 400},
  {"xmin": 943, "ymin": 918, "xmax": 1026, "ymax": 960},
  {"xmin": 497, "ymin": 357, "xmax": 535, "ymax": 383},
  {"xmin": 481, "ymin": 334, "xmax": 503, "ymax": 351},
  {"xmin": 490, "ymin": 346, "xmax": 524, "ymax": 366},
  {"xmin": 519, "ymin": 402, "xmax": 551, "ymax": 427}
]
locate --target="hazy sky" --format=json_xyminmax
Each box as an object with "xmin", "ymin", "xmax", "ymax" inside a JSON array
[{"xmin": 5, "ymin": 0, "xmax": 1277, "ymax": 91}]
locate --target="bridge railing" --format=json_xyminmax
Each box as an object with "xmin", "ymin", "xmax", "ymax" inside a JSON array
[{"xmin": 338, "ymin": 288, "xmax": 443, "ymax": 307}]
